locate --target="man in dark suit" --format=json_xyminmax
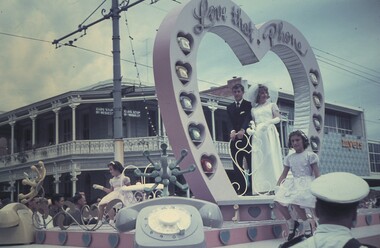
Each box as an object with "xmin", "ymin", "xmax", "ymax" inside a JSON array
[{"xmin": 226, "ymin": 83, "xmax": 252, "ymax": 195}]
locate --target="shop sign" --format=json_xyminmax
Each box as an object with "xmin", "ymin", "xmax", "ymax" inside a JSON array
[
  {"xmin": 342, "ymin": 139, "xmax": 362, "ymax": 150},
  {"xmin": 95, "ymin": 107, "xmax": 113, "ymax": 115},
  {"xmin": 124, "ymin": 109, "xmax": 141, "ymax": 118}
]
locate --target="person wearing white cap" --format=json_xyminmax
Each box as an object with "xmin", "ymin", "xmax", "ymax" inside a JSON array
[
  {"xmin": 274, "ymin": 130, "xmax": 320, "ymax": 241},
  {"xmin": 292, "ymin": 172, "xmax": 375, "ymax": 248}
]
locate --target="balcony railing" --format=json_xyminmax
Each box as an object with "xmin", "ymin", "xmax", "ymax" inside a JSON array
[
  {"xmin": 324, "ymin": 126, "xmax": 353, "ymax": 135},
  {"xmin": 0, "ymin": 137, "xmax": 230, "ymax": 168}
]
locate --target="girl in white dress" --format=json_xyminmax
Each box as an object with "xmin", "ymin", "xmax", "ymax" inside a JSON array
[
  {"xmin": 93, "ymin": 161, "xmax": 132, "ymax": 224},
  {"xmin": 274, "ymin": 130, "xmax": 320, "ymax": 240},
  {"xmin": 248, "ymin": 84, "xmax": 283, "ymax": 194}
]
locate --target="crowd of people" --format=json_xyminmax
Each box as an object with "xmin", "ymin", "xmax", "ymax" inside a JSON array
[{"xmin": 0, "ymin": 161, "xmax": 136, "ymax": 228}]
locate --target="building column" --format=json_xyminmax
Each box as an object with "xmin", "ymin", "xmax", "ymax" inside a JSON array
[
  {"xmin": 9, "ymin": 119, "xmax": 16, "ymax": 155},
  {"xmin": 9, "ymin": 179, "xmax": 16, "ymax": 202},
  {"xmin": 17, "ymin": 180, "xmax": 20, "ymax": 201},
  {"xmin": 52, "ymin": 106, "xmax": 61, "ymax": 145},
  {"xmin": 53, "ymin": 172, "xmax": 61, "ymax": 194},
  {"xmin": 69, "ymin": 103, "xmax": 80, "ymax": 141},
  {"xmin": 29, "ymin": 109, "xmax": 38, "ymax": 147},
  {"xmin": 69, "ymin": 96, "xmax": 81, "ymax": 142},
  {"xmin": 70, "ymin": 163, "xmax": 81, "ymax": 196},
  {"xmin": 207, "ymin": 100, "xmax": 218, "ymax": 141}
]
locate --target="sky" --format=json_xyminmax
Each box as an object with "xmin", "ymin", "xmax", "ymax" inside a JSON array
[{"xmin": 0, "ymin": 0, "xmax": 379, "ymax": 140}]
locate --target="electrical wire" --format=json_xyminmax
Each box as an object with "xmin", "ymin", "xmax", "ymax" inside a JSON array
[
  {"xmin": 1, "ymin": 30, "xmax": 379, "ymax": 89},
  {"xmin": 316, "ymin": 57, "xmax": 380, "ymax": 86},
  {"xmin": 0, "ymin": 31, "xmax": 51, "ymax": 44},
  {"xmin": 73, "ymin": 45, "xmax": 152, "ymax": 69},
  {"xmin": 315, "ymin": 54, "xmax": 380, "ymax": 81},
  {"xmin": 143, "ymin": 0, "xmax": 181, "ymax": 12},
  {"xmin": 78, "ymin": 0, "xmax": 107, "ymax": 28},
  {"xmin": 124, "ymin": 13, "xmax": 157, "ymax": 136},
  {"xmin": 0, "ymin": 30, "xmax": 379, "ymax": 131},
  {"xmin": 313, "ymin": 46, "xmax": 380, "ymax": 76}
]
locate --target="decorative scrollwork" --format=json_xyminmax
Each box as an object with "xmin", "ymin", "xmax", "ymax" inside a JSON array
[
  {"xmin": 53, "ymin": 199, "xmax": 125, "ymax": 231},
  {"xmin": 19, "ymin": 161, "xmax": 46, "ymax": 204},
  {"xmin": 229, "ymin": 131, "xmax": 275, "ymax": 196},
  {"xmin": 101, "ymin": 8, "xmax": 108, "ymax": 17},
  {"xmin": 119, "ymin": 0, "xmax": 130, "ymax": 8},
  {"xmin": 229, "ymin": 134, "xmax": 252, "ymax": 196}
]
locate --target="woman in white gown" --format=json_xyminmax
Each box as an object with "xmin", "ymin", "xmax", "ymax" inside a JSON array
[{"xmin": 247, "ymin": 84, "xmax": 283, "ymax": 194}]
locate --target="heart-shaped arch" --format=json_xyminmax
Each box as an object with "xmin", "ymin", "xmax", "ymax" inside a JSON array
[{"xmin": 153, "ymin": 0, "xmax": 324, "ymax": 203}]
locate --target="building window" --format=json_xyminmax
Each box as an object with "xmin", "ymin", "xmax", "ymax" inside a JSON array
[
  {"xmin": 369, "ymin": 142, "xmax": 380, "ymax": 173},
  {"xmin": 324, "ymin": 112, "xmax": 352, "ymax": 135},
  {"xmin": 325, "ymin": 113, "xmax": 336, "ymax": 128},
  {"xmin": 337, "ymin": 115, "xmax": 351, "ymax": 135}
]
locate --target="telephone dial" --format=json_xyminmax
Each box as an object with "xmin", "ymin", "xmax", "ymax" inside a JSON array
[{"xmin": 115, "ymin": 196, "xmax": 223, "ymax": 248}]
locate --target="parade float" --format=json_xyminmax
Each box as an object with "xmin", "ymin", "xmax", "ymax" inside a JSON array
[{"xmin": 1, "ymin": 0, "xmax": 379, "ymax": 247}]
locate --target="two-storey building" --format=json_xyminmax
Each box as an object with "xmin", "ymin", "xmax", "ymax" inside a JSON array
[{"xmin": 0, "ymin": 77, "xmax": 378, "ymax": 203}]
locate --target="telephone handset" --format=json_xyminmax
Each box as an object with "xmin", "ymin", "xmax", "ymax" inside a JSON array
[
  {"xmin": 115, "ymin": 197, "xmax": 223, "ymax": 248},
  {"xmin": 0, "ymin": 203, "xmax": 34, "ymax": 245},
  {"xmin": 0, "ymin": 202, "xmax": 31, "ymax": 228}
]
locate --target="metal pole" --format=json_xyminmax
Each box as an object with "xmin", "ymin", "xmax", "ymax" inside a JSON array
[
  {"xmin": 111, "ymin": 0, "xmax": 124, "ymax": 164},
  {"xmin": 208, "ymin": 100, "xmax": 218, "ymax": 141},
  {"xmin": 53, "ymin": 0, "xmax": 148, "ymax": 165}
]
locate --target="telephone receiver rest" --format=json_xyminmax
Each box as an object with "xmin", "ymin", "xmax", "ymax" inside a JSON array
[{"xmin": 115, "ymin": 196, "xmax": 223, "ymax": 233}]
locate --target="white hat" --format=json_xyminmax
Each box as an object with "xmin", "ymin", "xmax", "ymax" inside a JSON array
[{"xmin": 311, "ymin": 172, "xmax": 370, "ymax": 204}]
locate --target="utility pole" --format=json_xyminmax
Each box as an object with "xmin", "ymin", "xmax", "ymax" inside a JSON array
[
  {"xmin": 111, "ymin": 0, "xmax": 124, "ymax": 164},
  {"xmin": 52, "ymin": 0, "xmax": 147, "ymax": 165}
]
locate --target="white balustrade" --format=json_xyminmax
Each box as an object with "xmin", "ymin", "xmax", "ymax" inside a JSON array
[{"xmin": 0, "ymin": 137, "xmax": 230, "ymax": 168}]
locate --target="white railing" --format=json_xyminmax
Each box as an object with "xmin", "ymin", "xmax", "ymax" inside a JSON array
[
  {"xmin": 213, "ymin": 141, "xmax": 230, "ymax": 155},
  {"xmin": 324, "ymin": 125, "xmax": 353, "ymax": 135},
  {"xmin": 0, "ymin": 137, "xmax": 230, "ymax": 168}
]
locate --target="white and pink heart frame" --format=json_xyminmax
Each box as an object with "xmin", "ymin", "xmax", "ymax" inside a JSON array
[{"xmin": 153, "ymin": 0, "xmax": 324, "ymax": 203}]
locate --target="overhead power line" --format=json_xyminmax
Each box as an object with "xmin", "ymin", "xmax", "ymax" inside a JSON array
[
  {"xmin": 0, "ymin": 31, "xmax": 51, "ymax": 44},
  {"xmin": 1, "ymin": 30, "xmax": 380, "ymax": 88},
  {"xmin": 317, "ymin": 57, "xmax": 380, "ymax": 86},
  {"xmin": 315, "ymin": 54, "xmax": 380, "ymax": 81},
  {"xmin": 0, "ymin": 30, "xmax": 221, "ymax": 86},
  {"xmin": 78, "ymin": 0, "xmax": 107, "ymax": 28},
  {"xmin": 313, "ymin": 46, "xmax": 380, "ymax": 76},
  {"xmin": 1, "ymin": 30, "xmax": 379, "ymax": 128},
  {"xmin": 73, "ymin": 45, "xmax": 152, "ymax": 69}
]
